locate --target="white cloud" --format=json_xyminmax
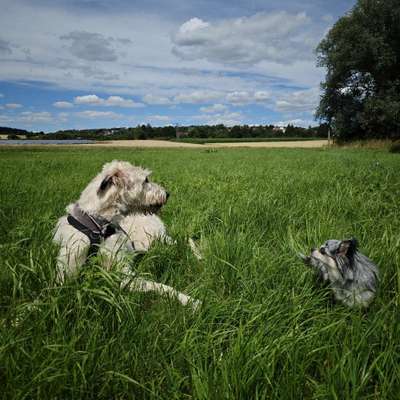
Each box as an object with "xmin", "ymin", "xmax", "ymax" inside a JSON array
[
  {"xmin": 143, "ymin": 94, "xmax": 172, "ymax": 105},
  {"xmin": 143, "ymin": 115, "xmax": 172, "ymax": 126},
  {"xmin": 200, "ymin": 104, "xmax": 228, "ymax": 113},
  {"xmin": 195, "ymin": 111, "xmax": 243, "ymax": 126},
  {"xmin": 274, "ymin": 87, "xmax": 319, "ymax": 113},
  {"xmin": 174, "ymin": 90, "xmax": 223, "ymax": 104},
  {"xmin": 149, "ymin": 115, "xmax": 171, "ymax": 121},
  {"xmin": 0, "ymin": 111, "xmax": 54, "ymax": 124},
  {"xmin": 5, "ymin": 103, "xmax": 23, "ymax": 109},
  {"xmin": 74, "ymin": 94, "xmax": 103, "ymax": 105},
  {"xmin": 53, "ymin": 101, "xmax": 74, "ymax": 108},
  {"xmin": 225, "ymin": 90, "xmax": 271, "ymax": 105},
  {"xmin": 173, "ymin": 12, "xmax": 320, "ymax": 66},
  {"xmin": 226, "ymin": 91, "xmax": 252, "ymax": 105},
  {"xmin": 254, "ymin": 91, "xmax": 271, "ymax": 102},
  {"xmin": 76, "ymin": 110, "xmax": 122, "ymax": 119},
  {"xmin": 105, "ymin": 95, "xmax": 144, "ymax": 108},
  {"xmin": 58, "ymin": 112, "xmax": 69, "ymax": 122},
  {"xmin": 19, "ymin": 111, "xmax": 53, "ymax": 123},
  {"xmin": 179, "ymin": 17, "xmax": 210, "ymax": 34},
  {"xmin": 0, "ymin": 114, "xmax": 11, "ymax": 123},
  {"xmin": 74, "ymin": 94, "xmax": 144, "ymax": 108},
  {"xmin": 0, "ymin": 110, "xmax": 70, "ymax": 125}
]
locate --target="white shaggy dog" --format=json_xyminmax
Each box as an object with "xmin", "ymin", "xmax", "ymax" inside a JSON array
[{"xmin": 53, "ymin": 160, "xmax": 200, "ymax": 309}]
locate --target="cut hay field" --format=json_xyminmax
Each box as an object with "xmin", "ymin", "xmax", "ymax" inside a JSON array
[{"xmin": 0, "ymin": 146, "xmax": 399, "ymax": 399}]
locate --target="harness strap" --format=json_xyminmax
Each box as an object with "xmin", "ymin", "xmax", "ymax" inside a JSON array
[
  {"xmin": 66, "ymin": 205, "xmax": 132, "ymax": 258},
  {"xmin": 67, "ymin": 214, "xmax": 116, "ymax": 245}
]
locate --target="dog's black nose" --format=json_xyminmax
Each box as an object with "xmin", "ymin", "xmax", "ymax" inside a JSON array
[{"xmin": 166, "ymin": 192, "xmax": 170, "ymax": 199}]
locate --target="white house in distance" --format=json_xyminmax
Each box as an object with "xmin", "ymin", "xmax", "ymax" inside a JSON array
[{"xmin": 273, "ymin": 126, "xmax": 286, "ymax": 133}]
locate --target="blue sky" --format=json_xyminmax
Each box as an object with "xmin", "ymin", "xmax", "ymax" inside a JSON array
[{"xmin": 0, "ymin": 0, "xmax": 355, "ymax": 132}]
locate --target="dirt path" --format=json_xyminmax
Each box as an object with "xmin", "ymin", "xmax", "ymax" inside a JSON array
[
  {"xmin": 88, "ymin": 139, "xmax": 328, "ymax": 148},
  {"xmin": 208, "ymin": 140, "xmax": 328, "ymax": 148}
]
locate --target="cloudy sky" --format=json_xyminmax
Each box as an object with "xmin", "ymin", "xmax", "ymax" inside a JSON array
[{"xmin": 0, "ymin": 0, "xmax": 355, "ymax": 132}]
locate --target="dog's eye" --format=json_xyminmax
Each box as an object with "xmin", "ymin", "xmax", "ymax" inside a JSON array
[{"xmin": 144, "ymin": 177, "xmax": 149, "ymax": 183}]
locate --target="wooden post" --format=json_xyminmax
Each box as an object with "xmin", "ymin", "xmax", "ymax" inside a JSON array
[{"xmin": 327, "ymin": 123, "xmax": 332, "ymax": 146}]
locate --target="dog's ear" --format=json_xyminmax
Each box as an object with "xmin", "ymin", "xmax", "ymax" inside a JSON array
[
  {"xmin": 99, "ymin": 176, "xmax": 113, "ymax": 193},
  {"xmin": 338, "ymin": 238, "xmax": 358, "ymax": 257},
  {"xmin": 97, "ymin": 169, "xmax": 125, "ymax": 194}
]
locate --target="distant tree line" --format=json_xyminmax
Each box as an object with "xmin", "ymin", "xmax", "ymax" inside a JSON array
[
  {"xmin": 0, "ymin": 123, "xmax": 327, "ymax": 141},
  {"xmin": 317, "ymin": 0, "xmax": 400, "ymax": 141},
  {"xmin": 0, "ymin": 127, "xmax": 38, "ymax": 138},
  {"xmin": 178, "ymin": 124, "xmax": 327, "ymax": 139}
]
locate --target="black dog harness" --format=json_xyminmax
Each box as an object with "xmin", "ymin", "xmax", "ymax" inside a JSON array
[{"xmin": 67, "ymin": 205, "xmax": 132, "ymax": 256}]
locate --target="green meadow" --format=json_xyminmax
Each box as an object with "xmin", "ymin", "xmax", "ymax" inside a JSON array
[{"xmin": 0, "ymin": 146, "xmax": 399, "ymax": 399}]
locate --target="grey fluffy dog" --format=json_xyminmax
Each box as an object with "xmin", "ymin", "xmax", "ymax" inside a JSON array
[{"xmin": 299, "ymin": 238, "xmax": 379, "ymax": 308}]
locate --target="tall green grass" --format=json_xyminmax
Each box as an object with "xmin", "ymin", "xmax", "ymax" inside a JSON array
[{"xmin": 0, "ymin": 146, "xmax": 399, "ymax": 399}]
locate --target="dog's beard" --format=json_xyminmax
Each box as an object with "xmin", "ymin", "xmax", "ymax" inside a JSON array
[
  {"xmin": 127, "ymin": 203, "xmax": 164, "ymax": 215},
  {"xmin": 138, "ymin": 204, "xmax": 163, "ymax": 215}
]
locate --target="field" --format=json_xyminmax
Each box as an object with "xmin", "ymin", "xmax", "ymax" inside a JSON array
[
  {"xmin": 87, "ymin": 139, "xmax": 327, "ymax": 149},
  {"xmin": 2, "ymin": 139, "xmax": 328, "ymax": 149},
  {"xmin": 170, "ymin": 137, "xmax": 322, "ymax": 144},
  {"xmin": 1, "ymin": 146, "xmax": 400, "ymax": 399}
]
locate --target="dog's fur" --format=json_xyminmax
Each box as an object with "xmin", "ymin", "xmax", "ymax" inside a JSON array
[
  {"xmin": 53, "ymin": 160, "xmax": 199, "ymax": 310},
  {"xmin": 300, "ymin": 238, "xmax": 379, "ymax": 308}
]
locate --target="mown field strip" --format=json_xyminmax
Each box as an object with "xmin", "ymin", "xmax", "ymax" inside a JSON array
[{"xmin": 0, "ymin": 139, "xmax": 328, "ymax": 148}]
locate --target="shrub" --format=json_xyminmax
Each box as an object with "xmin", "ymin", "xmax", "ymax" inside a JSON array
[{"xmin": 389, "ymin": 141, "xmax": 400, "ymax": 153}]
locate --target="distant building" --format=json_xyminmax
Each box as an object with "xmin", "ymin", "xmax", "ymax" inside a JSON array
[
  {"xmin": 100, "ymin": 130, "xmax": 113, "ymax": 136},
  {"xmin": 175, "ymin": 129, "xmax": 189, "ymax": 139},
  {"xmin": 273, "ymin": 126, "xmax": 286, "ymax": 133}
]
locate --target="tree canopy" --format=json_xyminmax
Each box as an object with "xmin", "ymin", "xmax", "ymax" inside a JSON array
[{"xmin": 316, "ymin": 0, "xmax": 400, "ymax": 141}]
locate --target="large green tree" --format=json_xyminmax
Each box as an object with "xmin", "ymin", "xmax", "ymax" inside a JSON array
[{"xmin": 316, "ymin": 0, "xmax": 400, "ymax": 141}]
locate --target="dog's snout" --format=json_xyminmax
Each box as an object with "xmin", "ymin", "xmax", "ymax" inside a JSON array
[
  {"xmin": 320, "ymin": 247, "xmax": 326, "ymax": 255},
  {"xmin": 311, "ymin": 247, "xmax": 316, "ymax": 252}
]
